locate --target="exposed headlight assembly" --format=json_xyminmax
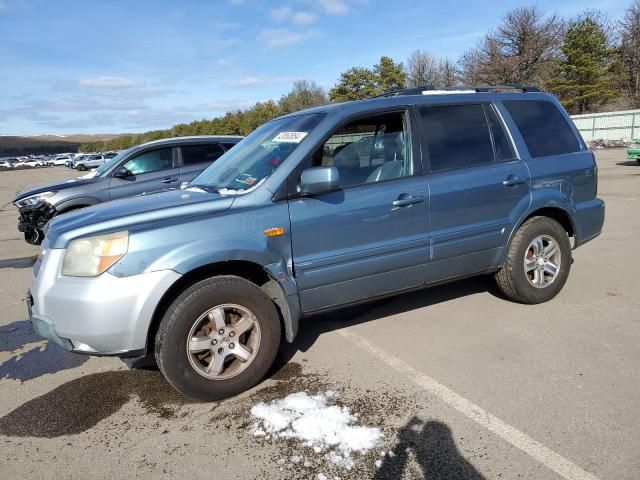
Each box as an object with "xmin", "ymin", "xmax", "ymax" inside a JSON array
[
  {"xmin": 62, "ymin": 231, "xmax": 128, "ymax": 277},
  {"xmin": 14, "ymin": 191, "xmax": 56, "ymax": 208}
]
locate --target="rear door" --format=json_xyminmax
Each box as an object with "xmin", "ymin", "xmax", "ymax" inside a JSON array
[
  {"xmin": 178, "ymin": 143, "xmax": 227, "ymax": 183},
  {"xmin": 417, "ymin": 103, "xmax": 531, "ymax": 281},
  {"xmin": 109, "ymin": 146, "xmax": 179, "ymax": 199}
]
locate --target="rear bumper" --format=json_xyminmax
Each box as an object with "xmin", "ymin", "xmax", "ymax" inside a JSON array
[{"xmin": 574, "ymin": 198, "xmax": 605, "ymax": 247}]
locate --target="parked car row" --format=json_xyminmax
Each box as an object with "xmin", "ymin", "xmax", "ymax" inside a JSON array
[
  {"xmin": 0, "ymin": 151, "xmax": 122, "ymax": 170},
  {"xmin": 18, "ymin": 86, "xmax": 605, "ymax": 402}
]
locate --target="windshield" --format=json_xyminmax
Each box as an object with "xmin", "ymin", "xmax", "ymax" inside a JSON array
[
  {"xmin": 94, "ymin": 151, "xmax": 126, "ymax": 176},
  {"xmin": 190, "ymin": 113, "xmax": 324, "ymax": 193}
]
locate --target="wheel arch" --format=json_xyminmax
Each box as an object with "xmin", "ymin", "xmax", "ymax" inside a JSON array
[
  {"xmin": 56, "ymin": 197, "xmax": 100, "ymax": 213},
  {"xmin": 146, "ymin": 260, "xmax": 298, "ymax": 357},
  {"xmin": 502, "ymin": 204, "xmax": 576, "ymax": 265}
]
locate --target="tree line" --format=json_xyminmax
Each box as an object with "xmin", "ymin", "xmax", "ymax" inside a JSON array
[{"xmin": 81, "ymin": 2, "xmax": 640, "ymax": 152}]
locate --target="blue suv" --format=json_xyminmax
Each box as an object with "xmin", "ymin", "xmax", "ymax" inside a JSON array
[{"xmin": 28, "ymin": 85, "xmax": 605, "ymax": 400}]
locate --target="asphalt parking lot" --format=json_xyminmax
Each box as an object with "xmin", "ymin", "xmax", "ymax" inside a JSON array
[{"xmin": 0, "ymin": 151, "xmax": 638, "ymax": 480}]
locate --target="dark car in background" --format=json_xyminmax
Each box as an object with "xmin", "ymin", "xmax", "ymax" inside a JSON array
[{"xmin": 13, "ymin": 135, "xmax": 242, "ymax": 244}]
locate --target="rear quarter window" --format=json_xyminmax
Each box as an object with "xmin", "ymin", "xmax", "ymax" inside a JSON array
[{"xmin": 503, "ymin": 100, "xmax": 581, "ymax": 158}]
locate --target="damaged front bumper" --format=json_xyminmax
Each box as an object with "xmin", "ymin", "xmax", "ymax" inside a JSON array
[{"xmin": 17, "ymin": 203, "xmax": 56, "ymax": 245}]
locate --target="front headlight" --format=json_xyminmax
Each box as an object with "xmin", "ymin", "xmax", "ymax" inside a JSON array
[
  {"xmin": 62, "ymin": 231, "xmax": 128, "ymax": 277},
  {"xmin": 14, "ymin": 191, "xmax": 56, "ymax": 208}
]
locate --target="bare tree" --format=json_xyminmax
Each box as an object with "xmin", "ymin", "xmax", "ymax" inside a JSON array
[
  {"xmin": 460, "ymin": 6, "xmax": 563, "ymax": 85},
  {"xmin": 406, "ymin": 50, "xmax": 457, "ymax": 87},
  {"xmin": 439, "ymin": 58, "xmax": 458, "ymax": 86},
  {"xmin": 620, "ymin": 0, "xmax": 640, "ymax": 106},
  {"xmin": 406, "ymin": 50, "xmax": 441, "ymax": 86}
]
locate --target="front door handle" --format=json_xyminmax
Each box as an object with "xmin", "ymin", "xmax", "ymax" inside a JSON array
[
  {"xmin": 502, "ymin": 175, "xmax": 527, "ymax": 187},
  {"xmin": 161, "ymin": 177, "xmax": 179, "ymax": 184},
  {"xmin": 392, "ymin": 194, "xmax": 424, "ymax": 208}
]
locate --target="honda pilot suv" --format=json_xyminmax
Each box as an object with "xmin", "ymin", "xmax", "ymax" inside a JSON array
[
  {"xmin": 27, "ymin": 86, "xmax": 605, "ymax": 400},
  {"xmin": 13, "ymin": 135, "xmax": 242, "ymax": 244}
]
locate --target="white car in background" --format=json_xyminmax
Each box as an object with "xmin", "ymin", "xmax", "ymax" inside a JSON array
[
  {"xmin": 50, "ymin": 154, "xmax": 74, "ymax": 166},
  {"xmin": 18, "ymin": 159, "xmax": 45, "ymax": 168},
  {"xmin": 73, "ymin": 154, "xmax": 105, "ymax": 170}
]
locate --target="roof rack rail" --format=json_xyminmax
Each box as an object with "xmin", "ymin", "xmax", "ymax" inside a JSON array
[{"xmin": 374, "ymin": 84, "xmax": 541, "ymax": 98}]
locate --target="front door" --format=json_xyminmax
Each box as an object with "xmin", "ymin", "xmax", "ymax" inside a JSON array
[
  {"xmin": 288, "ymin": 110, "xmax": 430, "ymax": 312},
  {"xmin": 109, "ymin": 146, "xmax": 180, "ymax": 199}
]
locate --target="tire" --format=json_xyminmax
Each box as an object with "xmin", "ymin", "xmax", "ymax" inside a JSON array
[
  {"xmin": 495, "ymin": 216, "xmax": 572, "ymax": 304},
  {"xmin": 77, "ymin": 164, "xmax": 86, "ymax": 171},
  {"xmin": 155, "ymin": 275, "xmax": 281, "ymax": 401}
]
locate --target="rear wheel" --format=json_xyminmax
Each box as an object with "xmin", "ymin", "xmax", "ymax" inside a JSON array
[
  {"xmin": 155, "ymin": 276, "xmax": 281, "ymax": 401},
  {"xmin": 495, "ymin": 216, "xmax": 572, "ymax": 304}
]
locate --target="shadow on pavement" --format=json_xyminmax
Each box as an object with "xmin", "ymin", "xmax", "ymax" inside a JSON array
[
  {"xmin": 0, "ymin": 369, "xmax": 195, "ymax": 438},
  {"xmin": 0, "ymin": 320, "xmax": 89, "ymax": 381},
  {"xmin": 0, "ymin": 255, "xmax": 37, "ymax": 269},
  {"xmin": 271, "ymin": 275, "xmax": 501, "ymax": 377},
  {"xmin": 616, "ymin": 160, "xmax": 640, "ymax": 166},
  {"xmin": 374, "ymin": 417, "xmax": 485, "ymax": 479}
]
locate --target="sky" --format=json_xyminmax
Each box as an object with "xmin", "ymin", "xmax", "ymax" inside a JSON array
[{"xmin": 0, "ymin": 0, "xmax": 631, "ymax": 136}]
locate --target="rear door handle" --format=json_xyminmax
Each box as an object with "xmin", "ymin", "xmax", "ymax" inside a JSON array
[
  {"xmin": 392, "ymin": 194, "xmax": 424, "ymax": 208},
  {"xmin": 161, "ymin": 177, "xmax": 179, "ymax": 184},
  {"xmin": 502, "ymin": 175, "xmax": 527, "ymax": 187}
]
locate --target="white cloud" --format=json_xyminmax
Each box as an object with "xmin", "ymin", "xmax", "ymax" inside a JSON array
[
  {"xmin": 270, "ymin": 6, "xmax": 318, "ymax": 25},
  {"xmin": 217, "ymin": 58, "xmax": 234, "ymax": 68},
  {"xmin": 211, "ymin": 38, "xmax": 239, "ymax": 49},
  {"xmin": 317, "ymin": 0, "xmax": 349, "ymax": 16},
  {"xmin": 212, "ymin": 21, "xmax": 242, "ymax": 31},
  {"xmin": 230, "ymin": 75, "xmax": 299, "ymax": 87},
  {"xmin": 257, "ymin": 28, "xmax": 317, "ymax": 48},
  {"xmin": 292, "ymin": 11, "xmax": 318, "ymax": 25},
  {"xmin": 270, "ymin": 6, "xmax": 292, "ymax": 21},
  {"xmin": 78, "ymin": 76, "xmax": 136, "ymax": 88}
]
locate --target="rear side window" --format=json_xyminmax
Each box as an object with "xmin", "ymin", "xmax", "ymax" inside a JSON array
[
  {"xmin": 419, "ymin": 104, "xmax": 495, "ymax": 172},
  {"xmin": 181, "ymin": 144, "xmax": 225, "ymax": 166},
  {"xmin": 485, "ymin": 106, "xmax": 515, "ymax": 161},
  {"xmin": 503, "ymin": 100, "xmax": 581, "ymax": 158}
]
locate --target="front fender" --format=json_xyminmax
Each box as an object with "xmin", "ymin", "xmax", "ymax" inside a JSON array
[{"xmin": 55, "ymin": 196, "xmax": 101, "ymax": 212}]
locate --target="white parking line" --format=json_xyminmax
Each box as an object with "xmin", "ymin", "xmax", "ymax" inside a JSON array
[{"xmin": 337, "ymin": 328, "xmax": 600, "ymax": 480}]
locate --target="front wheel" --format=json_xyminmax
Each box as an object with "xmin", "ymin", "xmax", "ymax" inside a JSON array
[
  {"xmin": 155, "ymin": 276, "xmax": 281, "ymax": 401},
  {"xmin": 495, "ymin": 216, "xmax": 572, "ymax": 304},
  {"xmin": 77, "ymin": 164, "xmax": 86, "ymax": 171}
]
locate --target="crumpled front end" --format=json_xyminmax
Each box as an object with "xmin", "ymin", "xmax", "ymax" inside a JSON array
[{"xmin": 17, "ymin": 203, "xmax": 56, "ymax": 245}]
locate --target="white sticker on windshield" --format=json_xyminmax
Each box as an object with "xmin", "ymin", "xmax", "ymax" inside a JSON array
[{"xmin": 272, "ymin": 131, "xmax": 308, "ymax": 143}]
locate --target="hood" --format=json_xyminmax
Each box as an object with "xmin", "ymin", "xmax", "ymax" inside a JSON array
[
  {"xmin": 13, "ymin": 176, "xmax": 103, "ymax": 203},
  {"xmin": 46, "ymin": 189, "xmax": 234, "ymax": 248}
]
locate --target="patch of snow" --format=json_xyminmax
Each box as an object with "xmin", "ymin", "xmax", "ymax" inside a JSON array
[
  {"xmin": 375, "ymin": 459, "xmax": 382, "ymax": 468},
  {"xmin": 388, "ymin": 450, "xmax": 396, "ymax": 458},
  {"xmin": 250, "ymin": 391, "xmax": 382, "ymax": 469},
  {"xmin": 317, "ymin": 474, "xmax": 328, "ymax": 480}
]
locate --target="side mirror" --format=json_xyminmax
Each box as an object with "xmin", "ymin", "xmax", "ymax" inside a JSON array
[
  {"xmin": 300, "ymin": 166, "xmax": 340, "ymax": 195},
  {"xmin": 113, "ymin": 166, "xmax": 133, "ymax": 180}
]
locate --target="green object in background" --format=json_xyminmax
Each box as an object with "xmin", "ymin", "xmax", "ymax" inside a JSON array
[{"xmin": 626, "ymin": 140, "xmax": 640, "ymax": 160}]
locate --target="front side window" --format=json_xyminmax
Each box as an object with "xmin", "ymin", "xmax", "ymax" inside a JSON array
[
  {"xmin": 503, "ymin": 100, "xmax": 581, "ymax": 158},
  {"xmin": 181, "ymin": 144, "xmax": 225, "ymax": 166},
  {"xmin": 311, "ymin": 111, "xmax": 413, "ymax": 188},
  {"xmin": 419, "ymin": 104, "xmax": 495, "ymax": 172},
  {"xmin": 123, "ymin": 147, "xmax": 173, "ymax": 175},
  {"xmin": 191, "ymin": 113, "xmax": 324, "ymax": 194}
]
